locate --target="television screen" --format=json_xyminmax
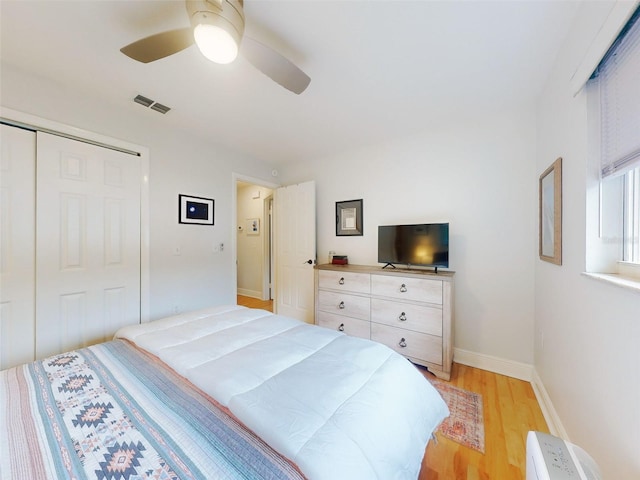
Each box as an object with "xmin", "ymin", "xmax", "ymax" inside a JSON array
[{"xmin": 378, "ymin": 223, "xmax": 449, "ymax": 268}]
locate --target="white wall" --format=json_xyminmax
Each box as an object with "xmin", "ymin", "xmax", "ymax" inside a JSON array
[
  {"xmin": 0, "ymin": 63, "xmax": 277, "ymax": 321},
  {"xmin": 237, "ymin": 184, "xmax": 272, "ymax": 298},
  {"xmin": 535, "ymin": 2, "xmax": 640, "ymax": 478},
  {"xmin": 281, "ymin": 109, "xmax": 538, "ymax": 365}
]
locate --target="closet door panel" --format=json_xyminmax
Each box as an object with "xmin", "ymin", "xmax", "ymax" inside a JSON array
[
  {"xmin": 0, "ymin": 125, "xmax": 36, "ymax": 369},
  {"xmin": 35, "ymin": 132, "xmax": 141, "ymax": 359}
]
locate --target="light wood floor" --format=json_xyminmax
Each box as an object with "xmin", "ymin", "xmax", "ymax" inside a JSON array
[
  {"xmin": 237, "ymin": 295, "xmax": 274, "ymax": 311},
  {"xmin": 236, "ymin": 295, "xmax": 549, "ymax": 479},
  {"xmin": 419, "ymin": 363, "xmax": 548, "ymax": 479}
]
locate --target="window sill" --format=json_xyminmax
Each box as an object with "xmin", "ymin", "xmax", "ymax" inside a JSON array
[{"xmin": 582, "ymin": 272, "xmax": 640, "ymax": 293}]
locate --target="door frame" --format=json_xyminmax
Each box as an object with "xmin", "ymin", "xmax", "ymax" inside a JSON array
[
  {"xmin": 263, "ymin": 194, "xmax": 274, "ymax": 300},
  {"xmin": 0, "ymin": 107, "xmax": 151, "ymax": 322},
  {"xmin": 231, "ymin": 173, "xmax": 279, "ymax": 304}
]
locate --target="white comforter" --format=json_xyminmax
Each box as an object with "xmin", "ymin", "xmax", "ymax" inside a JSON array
[{"xmin": 115, "ymin": 305, "xmax": 449, "ymax": 479}]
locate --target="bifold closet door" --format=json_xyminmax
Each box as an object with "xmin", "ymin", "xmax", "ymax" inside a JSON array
[
  {"xmin": 35, "ymin": 132, "xmax": 141, "ymax": 359},
  {"xmin": 0, "ymin": 125, "xmax": 36, "ymax": 370}
]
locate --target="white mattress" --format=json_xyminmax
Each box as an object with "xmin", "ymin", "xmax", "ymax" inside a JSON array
[{"xmin": 115, "ymin": 305, "xmax": 449, "ymax": 479}]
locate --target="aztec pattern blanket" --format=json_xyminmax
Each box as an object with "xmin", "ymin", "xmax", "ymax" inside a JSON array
[{"xmin": 0, "ymin": 339, "xmax": 305, "ymax": 480}]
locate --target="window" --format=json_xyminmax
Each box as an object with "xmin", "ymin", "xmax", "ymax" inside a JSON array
[
  {"xmin": 588, "ymin": 6, "xmax": 640, "ymax": 275},
  {"xmin": 623, "ymin": 167, "xmax": 640, "ymax": 263}
]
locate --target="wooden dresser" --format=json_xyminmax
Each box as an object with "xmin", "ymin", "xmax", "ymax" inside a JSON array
[{"xmin": 315, "ymin": 264, "xmax": 454, "ymax": 380}]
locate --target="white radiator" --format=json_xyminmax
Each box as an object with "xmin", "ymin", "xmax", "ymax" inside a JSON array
[{"xmin": 526, "ymin": 431, "xmax": 601, "ymax": 480}]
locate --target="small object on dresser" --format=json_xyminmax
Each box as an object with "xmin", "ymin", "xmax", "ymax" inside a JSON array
[{"xmin": 332, "ymin": 255, "xmax": 348, "ymax": 265}]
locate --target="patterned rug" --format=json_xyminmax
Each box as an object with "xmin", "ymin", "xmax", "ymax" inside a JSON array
[{"xmin": 430, "ymin": 380, "xmax": 485, "ymax": 453}]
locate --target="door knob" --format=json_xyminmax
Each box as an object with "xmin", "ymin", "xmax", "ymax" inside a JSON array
[{"xmin": 303, "ymin": 259, "xmax": 313, "ymax": 264}]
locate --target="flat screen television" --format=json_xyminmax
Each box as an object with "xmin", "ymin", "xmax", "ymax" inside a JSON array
[{"xmin": 378, "ymin": 223, "xmax": 449, "ymax": 271}]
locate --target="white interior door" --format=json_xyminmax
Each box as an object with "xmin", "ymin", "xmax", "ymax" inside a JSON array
[
  {"xmin": 35, "ymin": 132, "xmax": 141, "ymax": 359},
  {"xmin": 274, "ymin": 181, "xmax": 316, "ymax": 323},
  {"xmin": 0, "ymin": 125, "xmax": 36, "ymax": 369}
]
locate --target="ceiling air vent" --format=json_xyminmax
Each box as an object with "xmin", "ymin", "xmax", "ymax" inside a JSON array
[
  {"xmin": 133, "ymin": 94, "xmax": 171, "ymax": 114},
  {"xmin": 150, "ymin": 102, "xmax": 170, "ymax": 114},
  {"xmin": 133, "ymin": 94, "xmax": 153, "ymax": 107}
]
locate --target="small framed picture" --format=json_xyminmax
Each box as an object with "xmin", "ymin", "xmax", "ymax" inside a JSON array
[
  {"xmin": 179, "ymin": 194, "xmax": 214, "ymax": 225},
  {"xmin": 247, "ymin": 218, "xmax": 260, "ymax": 235},
  {"xmin": 336, "ymin": 199, "xmax": 363, "ymax": 236}
]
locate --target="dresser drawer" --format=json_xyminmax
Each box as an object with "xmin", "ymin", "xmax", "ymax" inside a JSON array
[
  {"xmin": 318, "ymin": 270, "xmax": 371, "ymax": 294},
  {"xmin": 317, "ymin": 311, "xmax": 371, "ymax": 339},
  {"xmin": 371, "ymin": 323, "xmax": 442, "ymax": 366},
  {"xmin": 371, "ymin": 298, "xmax": 442, "ymax": 336},
  {"xmin": 317, "ymin": 290, "xmax": 370, "ymax": 320},
  {"xmin": 371, "ymin": 275, "xmax": 442, "ymax": 304}
]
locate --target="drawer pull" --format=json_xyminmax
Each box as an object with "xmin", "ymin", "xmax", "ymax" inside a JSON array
[
  {"xmin": 399, "ymin": 338, "xmax": 407, "ymax": 348},
  {"xmin": 338, "ymin": 323, "xmax": 345, "ymax": 332},
  {"xmin": 398, "ymin": 312, "xmax": 407, "ymax": 321},
  {"xmin": 399, "ymin": 283, "xmax": 407, "ymax": 293},
  {"xmin": 338, "ymin": 301, "xmax": 345, "ymax": 309},
  {"xmin": 339, "ymin": 277, "xmax": 345, "ymax": 285}
]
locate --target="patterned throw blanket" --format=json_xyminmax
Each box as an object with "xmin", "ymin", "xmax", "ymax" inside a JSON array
[{"xmin": 0, "ymin": 340, "xmax": 306, "ymax": 480}]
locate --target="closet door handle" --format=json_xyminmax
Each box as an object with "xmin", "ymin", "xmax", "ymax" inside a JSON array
[
  {"xmin": 399, "ymin": 338, "xmax": 407, "ymax": 348},
  {"xmin": 399, "ymin": 284, "xmax": 407, "ymax": 293},
  {"xmin": 338, "ymin": 301, "xmax": 345, "ymax": 309}
]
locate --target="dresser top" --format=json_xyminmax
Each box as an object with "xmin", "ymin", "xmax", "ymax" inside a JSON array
[{"xmin": 315, "ymin": 263, "xmax": 455, "ymax": 280}]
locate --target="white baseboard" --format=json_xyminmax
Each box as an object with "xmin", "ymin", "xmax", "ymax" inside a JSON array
[
  {"xmin": 453, "ymin": 348, "xmax": 568, "ymax": 439},
  {"xmin": 530, "ymin": 368, "xmax": 569, "ymax": 440},
  {"xmin": 237, "ymin": 288, "xmax": 261, "ymax": 299},
  {"xmin": 453, "ymin": 347, "xmax": 533, "ymax": 381}
]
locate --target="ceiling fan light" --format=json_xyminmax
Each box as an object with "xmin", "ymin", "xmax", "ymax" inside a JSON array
[{"xmin": 194, "ymin": 23, "xmax": 238, "ymax": 64}]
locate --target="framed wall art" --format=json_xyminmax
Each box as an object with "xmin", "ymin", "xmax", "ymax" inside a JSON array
[
  {"xmin": 539, "ymin": 157, "xmax": 562, "ymax": 265},
  {"xmin": 179, "ymin": 194, "xmax": 214, "ymax": 225},
  {"xmin": 336, "ymin": 199, "xmax": 363, "ymax": 236},
  {"xmin": 246, "ymin": 218, "xmax": 260, "ymax": 235}
]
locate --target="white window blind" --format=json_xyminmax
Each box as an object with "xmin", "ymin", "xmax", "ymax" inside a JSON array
[{"xmin": 591, "ymin": 7, "xmax": 640, "ymax": 179}]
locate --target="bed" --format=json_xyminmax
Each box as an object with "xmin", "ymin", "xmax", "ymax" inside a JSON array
[{"xmin": 1, "ymin": 305, "xmax": 449, "ymax": 479}]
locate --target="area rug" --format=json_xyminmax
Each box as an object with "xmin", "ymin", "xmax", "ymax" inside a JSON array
[{"xmin": 429, "ymin": 380, "xmax": 485, "ymax": 453}]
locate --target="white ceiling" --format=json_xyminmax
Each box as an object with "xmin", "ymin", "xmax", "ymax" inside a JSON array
[{"xmin": 0, "ymin": 1, "xmax": 579, "ymax": 166}]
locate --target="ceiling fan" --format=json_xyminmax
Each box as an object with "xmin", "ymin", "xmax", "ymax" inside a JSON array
[{"xmin": 120, "ymin": 0, "xmax": 311, "ymax": 94}]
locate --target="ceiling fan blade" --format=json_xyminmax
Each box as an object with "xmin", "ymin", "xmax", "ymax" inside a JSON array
[
  {"xmin": 121, "ymin": 28, "xmax": 194, "ymax": 63},
  {"xmin": 241, "ymin": 36, "xmax": 311, "ymax": 94}
]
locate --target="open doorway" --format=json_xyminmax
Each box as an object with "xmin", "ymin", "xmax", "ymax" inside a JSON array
[
  {"xmin": 236, "ymin": 180, "xmax": 274, "ymax": 302},
  {"xmin": 233, "ymin": 176, "xmax": 316, "ymax": 323}
]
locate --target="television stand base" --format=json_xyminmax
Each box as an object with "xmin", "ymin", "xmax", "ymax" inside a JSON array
[{"xmin": 382, "ymin": 263, "xmax": 441, "ymax": 273}]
